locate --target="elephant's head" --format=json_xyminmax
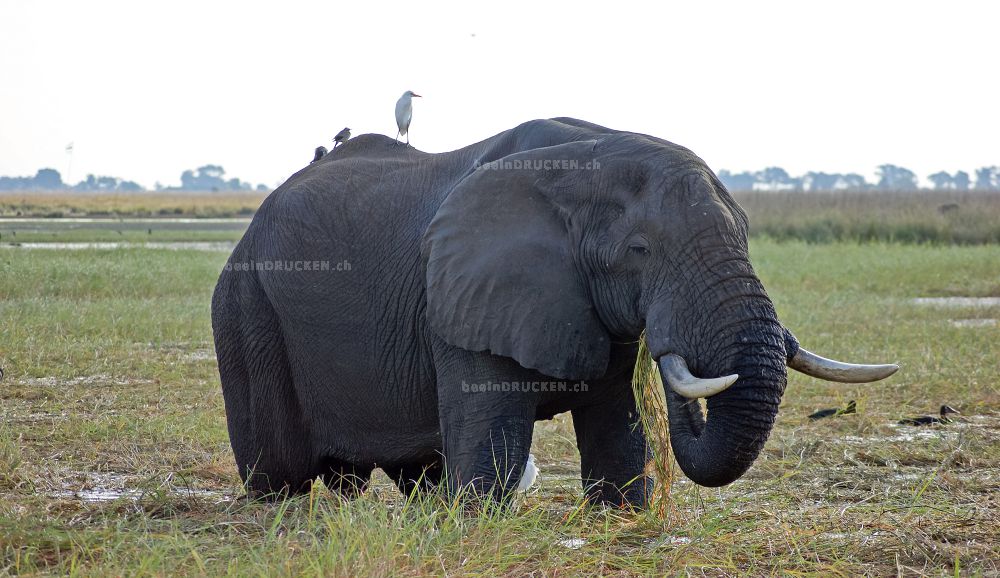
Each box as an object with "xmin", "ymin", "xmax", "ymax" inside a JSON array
[{"xmin": 422, "ymin": 130, "xmax": 896, "ymax": 487}]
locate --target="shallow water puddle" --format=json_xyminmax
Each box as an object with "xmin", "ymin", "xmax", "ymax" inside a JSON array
[
  {"xmin": 52, "ymin": 488, "xmax": 145, "ymax": 502},
  {"xmin": 818, "ymin": 531, "xmax": 887, "ymax": 544},
  {"xmin": 841, "ymin": 427, "xmax": 961, "ymax": 444},
  {"xmin": 949, "ymin": 318, "xmax": 998, "ymax": 328},
  {"xmin": 7, "ymin": 411, "xmax": 68, "ymax": 423},
  {"xmin": 646, "ymin": 536, "xmax": 693, "ymax": 548},
  {"xmin": 840, "ymin": 414, "xmax": 1000, "ymax": 444},
  {"xmin": 910, "ymin": 297, "xmax": 1000, "ymax": 308},
  {"xmin": 17, "ymin": 374, "xmax": 154, "ymax": 387},
  {"xmin": 185, "ymin": 349, "xmax": 215, "ymax": 362},
  {"xmin": 47, "ymin": 471, "xmax": 231, "ymax": 503},
  {"xmin": 52, "ymin": 486, "xmax": 228, "ymax": 503},
  {"xmin": 557, "ymin": 538, "xmax": 587, "ymax": 550}
]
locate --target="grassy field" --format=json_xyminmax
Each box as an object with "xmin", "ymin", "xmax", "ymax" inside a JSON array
[
  {"xmin": 0, "ymin": 218, "xmax": 247, "ymax": 244},
  {"xmin": 1, "ymin": 231, "xmax": 999, "ymax": 574},
  {"xmin": 0, "ymin": 191, "xmax": 267, "ymax": 219}
]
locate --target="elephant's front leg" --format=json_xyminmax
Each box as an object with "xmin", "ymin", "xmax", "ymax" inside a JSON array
[
  {"xmin": 572, "ymin": 383, "xmax": 653, "ymax": 508},
  {"xmin": 434, "ymin": 345, "xmax": 538, "ymax": 502}
]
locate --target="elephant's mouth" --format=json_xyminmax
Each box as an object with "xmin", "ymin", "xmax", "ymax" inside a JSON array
[{"xmin": 656, "ymin": 331, "xmax": 899, "ymax": 400}]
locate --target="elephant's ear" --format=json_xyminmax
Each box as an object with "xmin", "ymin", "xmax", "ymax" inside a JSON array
[{"xmin": 422, "ymin": 140, "xmax": 610, "ymax": 380}]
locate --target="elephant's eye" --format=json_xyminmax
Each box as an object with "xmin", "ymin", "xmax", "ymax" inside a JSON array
[{"xmin": 628, "ymin": 244, "xmax": 650, "ymax": 256}]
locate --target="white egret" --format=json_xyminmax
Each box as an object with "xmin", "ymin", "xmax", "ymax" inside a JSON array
[
  {"xmin": 394, "ymin": 90, "xmax": 421, "ymax": 145},
  {"xmin": 517, "ymin": 453, "xmax": 538, "ymax": 492}
]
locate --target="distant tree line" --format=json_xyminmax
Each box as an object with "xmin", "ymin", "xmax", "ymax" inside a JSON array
[
  {"xmin": 0, "ymin": 165, "xmax": 267, "ymax": 192},
  {"xmin": 161, "ymin": 164, "xmax": 268, "ymax": 193},
  {"xmin": 0, "ymin": 168, "xmax": 142, "ymax": 192},
  {"xmin": 5, "ymin": 163, "xmax": 997, "ymax": 193},
  {"xmin": 718, "ymin": 165, "xmax": 1000, "ymax": 191}
]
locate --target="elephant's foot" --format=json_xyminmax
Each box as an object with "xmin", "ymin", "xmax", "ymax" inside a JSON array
[
  {"xmin": 571, "ymin": 383, "xmax": 653, "ymax": 509},
  {"xmin": 241, "ymin": 462, "xmax": 318, "ymax": 501},
  {"xmin": 318, "ymin": 456, "xmax": 373, "ymax": 498},
  {"xmin": 443, "ymin": 421, "xmax": 535, "ymax": 503},
  {"xmin": 386, "ymin": 461, "xmax": 444, "ymax": 496},
  {"xmin": 582, "ymin": 476, "xmax": 653, "ymax": 509}
]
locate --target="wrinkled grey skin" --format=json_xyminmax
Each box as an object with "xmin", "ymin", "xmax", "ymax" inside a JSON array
[{"xmin": 212, "ymin": 117, "xmax": 794, "ymax": 505}]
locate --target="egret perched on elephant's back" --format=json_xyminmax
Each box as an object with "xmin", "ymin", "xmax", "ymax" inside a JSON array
[{"xmin": 395, "ymin": 90, "xmax": 421, "ymax": 145}]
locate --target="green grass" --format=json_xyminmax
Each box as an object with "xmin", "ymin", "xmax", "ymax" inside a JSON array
[{"xmin": 1, "ymin": 241, "xmax": 999, "ymax": 575}]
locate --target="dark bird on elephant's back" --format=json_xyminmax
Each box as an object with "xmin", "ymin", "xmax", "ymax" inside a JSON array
[
  {"xmin": 333, "ymin": 127, "xmax": 351, "ymax": 148},
  {"xmin": 899, "ymin": 405, "xmax": 960, "ymax": 426},
  {"xmin": 311, "ymin": 146, "xmax": 327, "ymax": 163},
  {"xmin": 808, "ymin": 399, "xmax": 856, "ymax": 420},
  {"xmin": 211, "ymin": 117, "xmax": 900, "ymax": 507}
]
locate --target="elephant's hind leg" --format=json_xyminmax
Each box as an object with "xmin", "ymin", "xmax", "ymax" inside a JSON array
[{"xmin": 213, "ymin": 274, "xmax": 317, "ymax": 499}]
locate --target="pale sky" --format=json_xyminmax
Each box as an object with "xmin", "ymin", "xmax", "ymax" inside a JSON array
[{"xmin": 1, "ymin": 1, "xmax": 997, "ymax": 189}]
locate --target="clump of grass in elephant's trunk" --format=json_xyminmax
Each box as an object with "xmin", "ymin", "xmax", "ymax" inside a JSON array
[{"xmin": 631, "ymin": 333, "xmax": 674, "ymax": 520}]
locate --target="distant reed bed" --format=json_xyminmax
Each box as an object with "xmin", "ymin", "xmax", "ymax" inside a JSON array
[
  {"xmin": 734, "ymin": 189, "xmax": 1000, "ymax": 244},
  {"xmin": 0, "ymin": 190, "xmax": 267, "ymax": 218}
]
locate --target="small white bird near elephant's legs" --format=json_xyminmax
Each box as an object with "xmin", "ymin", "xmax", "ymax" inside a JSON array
[{"xmin": 517, "ymin": 453, "xmax": 538, "ymax": 492}]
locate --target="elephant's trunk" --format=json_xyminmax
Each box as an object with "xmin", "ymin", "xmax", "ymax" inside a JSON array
[
  {"xmin": 659, "ymin": 330, "xmax": 786, "ymax": 486},
  {"xmin": 641, "ymin": 242, "xmax": 794, "ymax": 486}
]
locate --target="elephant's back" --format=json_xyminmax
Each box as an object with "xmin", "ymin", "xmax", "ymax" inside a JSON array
[
  {"xmin": 244, "ymin": 139, "xmax": 462, "ymax": 308},
  {"xmin": 221, "ymin": 144, "xmax": 454, "ymax": 452}
]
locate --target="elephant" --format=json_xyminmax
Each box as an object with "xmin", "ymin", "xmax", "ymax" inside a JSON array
[{"xmin": 211, "ymin": 117, "xmax": 897, "ymax": 506}]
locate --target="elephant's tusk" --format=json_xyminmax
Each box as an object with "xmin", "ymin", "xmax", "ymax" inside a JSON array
[
  {"xmin": 788, "ymin": 348, "xmax": 898, "ymax": 383},
  {"xmin": 659, "ymin": 354, "xmax": 739, "ymax": 399}
]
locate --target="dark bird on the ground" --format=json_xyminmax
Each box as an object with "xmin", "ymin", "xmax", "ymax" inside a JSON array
[
  {"xmin": 808, "ymin": 399, "xmax": 856, "ymax": 420},
  {"xmin": 333, "ymin": 127, "xmax": 351, "ymax": 148},
  {"xmin": 0, "ymin": 367, "xmax": 4, "ymax": 382},
  {"xmin": 312, "ymin": 146, "xmax": 328, "ymax": 163},
  {"xmin": 899, "ymin": 405, "xmax": 960, "ymax": 426}
]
